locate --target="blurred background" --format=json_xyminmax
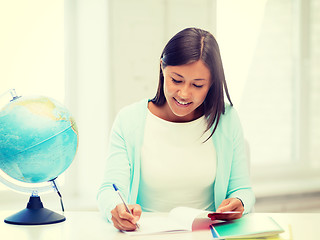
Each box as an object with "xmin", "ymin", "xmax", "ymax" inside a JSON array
[{"xmin": 0, "ymin": 0, "xmax": 319, "ymax": 213}]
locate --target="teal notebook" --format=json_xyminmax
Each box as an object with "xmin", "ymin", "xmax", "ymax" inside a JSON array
[{"xmin": 210, "ymin": 214, "xmax": 284, "ymax": 239}]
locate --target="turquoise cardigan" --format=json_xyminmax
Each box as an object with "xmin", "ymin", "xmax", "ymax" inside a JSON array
[{"xmin": 97, "ymin": 99, "xmax": 255, "ymax": 221}]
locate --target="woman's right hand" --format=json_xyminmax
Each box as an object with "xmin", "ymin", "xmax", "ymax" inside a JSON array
[{"xmin": 111, "ymin": 203, "xmax": 142, "ymax": 231}]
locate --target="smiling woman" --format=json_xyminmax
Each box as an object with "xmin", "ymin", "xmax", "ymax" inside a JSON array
[{"xmin": 97, "ymin": 27, "xmax": 255, "ymax": 231}]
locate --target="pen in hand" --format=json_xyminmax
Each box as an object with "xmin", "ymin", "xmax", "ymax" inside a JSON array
[{"xmin": 112, "ymin": 184, "xmax": 140, "ymax": 229}]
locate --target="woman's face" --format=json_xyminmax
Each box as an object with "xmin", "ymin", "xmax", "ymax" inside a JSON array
[{"xmin": 161, "ymin": 60, "xmax": 211, "ymax": 122}]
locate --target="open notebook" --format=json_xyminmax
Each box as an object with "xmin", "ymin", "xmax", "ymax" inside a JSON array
[
  {"xmin": 123, "ymin": 207, "xmax": 220, "ymax": 236},
  {"xmin": 123, "ymin": 207, "xmax": 284, "ymax": 238}
]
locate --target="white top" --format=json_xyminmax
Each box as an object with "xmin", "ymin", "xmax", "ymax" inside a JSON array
[{"xmin": 137, "ymin": 109, "xmax": 217, "ymax": 212}]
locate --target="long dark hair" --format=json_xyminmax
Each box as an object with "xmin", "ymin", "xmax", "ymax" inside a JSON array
[{"xmin": 151, "ymin": 27, "xmax": 233, "ymax": 140}]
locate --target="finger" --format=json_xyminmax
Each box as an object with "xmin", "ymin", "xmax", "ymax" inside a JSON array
[
  {"xmin": 116, "ymin": 204, "xmax": 136, "ymax": 223},
  {"xmin": 217, "ymin": 199, "xmax": 239, "ymax": 213},
  {"xmin": 216, "ymin": 199, "xmax": 231, "ymax": 213},
  {"xmin": 216, "ymin": 205, "xmax": 234, "ymax": 213},
  {"xmin": 118, "ymin": 209, "xmax": 135, "ymax": 222},
  {"xmin": 111, "ymin": 215, "xmax": 137, "ymax": 231},
  {"xmin": 111, "ymin": 215, "xmax": 124, "ymax": 230},
  {"xmin": 131, "ymin": 205, "xmax": 142, "ymax": 223}
]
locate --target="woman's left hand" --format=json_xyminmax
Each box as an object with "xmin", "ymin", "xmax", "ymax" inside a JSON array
[{"xmin": 210, "ymin": 198, "xmax": 244, "ymax": 221}]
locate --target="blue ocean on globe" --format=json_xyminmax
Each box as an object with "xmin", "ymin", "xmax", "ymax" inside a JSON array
[{"xmin": 0, "ymin": 95, "xmax": 78, "ymax": 183}]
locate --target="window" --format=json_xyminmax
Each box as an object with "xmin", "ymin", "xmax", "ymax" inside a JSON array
[
  {"xmin": 309, "ymin": 0, "xmax": 320, "ymax": 169},
  {"xmin": 217, "ymin": 0, "xmax": 320, "ymax": 195}
]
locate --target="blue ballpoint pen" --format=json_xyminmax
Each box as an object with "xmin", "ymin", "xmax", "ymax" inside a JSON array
[{"xmin": 112, "ymin": 184, "xmax": 140, "ymax": 229}]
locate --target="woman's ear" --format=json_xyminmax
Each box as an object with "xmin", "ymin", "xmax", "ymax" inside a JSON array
[{"xmin": 160, "ymin": 59, "xmax": 163, "ymax": 72}]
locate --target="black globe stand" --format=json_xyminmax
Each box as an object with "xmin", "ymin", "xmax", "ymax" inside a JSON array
[{"xmin": 4, "ymin": 195, "xmax": 66, "ymax": 225}]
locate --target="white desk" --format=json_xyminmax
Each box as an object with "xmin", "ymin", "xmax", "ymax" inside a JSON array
[{"xmin": 0, "ymin": 211, "xmax": 319, "ymax": 240}]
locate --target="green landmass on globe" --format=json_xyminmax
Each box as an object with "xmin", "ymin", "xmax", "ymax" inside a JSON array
[{"xmin": 0, "ymin": 95, "xmax": 78, "ymax": 183}]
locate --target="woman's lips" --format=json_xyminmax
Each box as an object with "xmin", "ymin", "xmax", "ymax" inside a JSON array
[{"xmin": 173, "ymin": 97, "xmax": 192, "ymax": 107}]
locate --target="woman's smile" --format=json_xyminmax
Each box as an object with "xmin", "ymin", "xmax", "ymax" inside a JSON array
[{"xmin": 173, "ymin": 97, "xmax": 192, "ymax": 107}]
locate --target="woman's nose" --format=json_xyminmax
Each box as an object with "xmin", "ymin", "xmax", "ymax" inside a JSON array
[{"xmin": 178, "ymin": 85, "xmax": 191, "ymax": 99}]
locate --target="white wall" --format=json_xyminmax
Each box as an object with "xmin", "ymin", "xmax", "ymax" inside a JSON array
[
  {"xmin": 0, "ymin": 0, "xmax": 64, "ymax": 102},
  {"xmin": 63, "ymin": 0, "xmax": 110, "ymax": 209}
]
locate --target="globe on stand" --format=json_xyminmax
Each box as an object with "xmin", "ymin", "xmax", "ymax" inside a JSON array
[{"xmin": 0, "ymin": 89, "xmax": 78, "ymax": 225}]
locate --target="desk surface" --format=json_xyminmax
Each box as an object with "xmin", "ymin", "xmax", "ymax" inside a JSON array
[{"xmin": 0, "ymin": 211, "xmax": 319, "ymax": 240}]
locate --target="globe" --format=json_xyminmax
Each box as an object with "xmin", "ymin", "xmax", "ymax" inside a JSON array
[
  {"xmin": 0, "ymin": 95, "xmax": 78, "ymax": 183},
  {"xmin": 0, "ymin": 91, "xmax": 78, "ymax": 225}
]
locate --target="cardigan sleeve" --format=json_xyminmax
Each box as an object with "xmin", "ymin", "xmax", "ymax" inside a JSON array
[
  {"xmin": 96, "ymin": 110, "xmax": 132, "ymax": 222},
  {"xmin": 225, "ymin": 107, "xmax": 255, "ymax": 214}
]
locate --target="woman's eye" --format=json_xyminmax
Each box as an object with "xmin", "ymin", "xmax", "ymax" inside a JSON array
[
  {"xmin": 193, "ymin": 84, "xmax": 203, "ymax": 88},
  {"xmin": 172, "ymin": 78, "xmax": 182, "ymax": 84}
]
